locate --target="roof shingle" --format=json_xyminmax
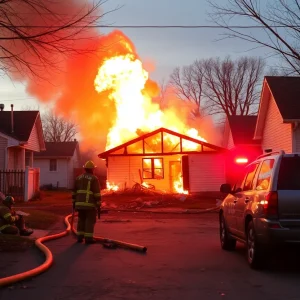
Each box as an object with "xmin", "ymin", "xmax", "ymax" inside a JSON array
[
  {"xmin": 227, "ymin": 115, "xmax": 260, "ymax": 145},
  {"xmin": 265, "ymin": 76, "xmax": 300, "ymax": 120},
  {"xmin": 34, "ymin": 141, "xmax": 78, "ymax": 158},
  {"xmin": 0, "ymin": 111, "xmax": 38, "ymax": 141}
]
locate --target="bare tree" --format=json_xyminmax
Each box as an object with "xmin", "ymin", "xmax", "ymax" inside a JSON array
[
  {"xmin": 0, "ymin": 0, "xmax": 116, "ymax": 77},
  {"xmin": 156, "ymin": 78, "xmax": 169, "ymax": 108},
  {"xmin": 209, "ymin": 0, "xmax": 300, "ymax": 75},
  {"xmin": 202, "ymin": 56, "xmax": 264, "ymax": 117},
  {"xmin": 170, "ymin": 63, "xmax": 204, "ymax": 118},
  {"xmin": 170, "ymin": 56, "xmax": 264, "ymax": 119},
  {"xmin": 42, "ymin": 110, "xmax": 78, "ymax": 142}
]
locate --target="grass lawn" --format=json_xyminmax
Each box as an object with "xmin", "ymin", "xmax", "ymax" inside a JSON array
[
  {"xmin": 24, "ymin": 209, "xmax": 61, "ymax": 230},
  {"xmin": 0, "ymin": 209, "xmax": 60, "ymax": 252},
  {"xmin": 16, "ymin": 190, "xmax": 72, "ymax": 207}
]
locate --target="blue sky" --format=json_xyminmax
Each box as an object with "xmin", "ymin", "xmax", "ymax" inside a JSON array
[{"xmin": 0, "ymin": 0, "xmax": 274, "ymax": 111}]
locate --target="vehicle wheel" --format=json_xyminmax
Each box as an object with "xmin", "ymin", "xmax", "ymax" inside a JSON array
[
  {"xmin": 246, "ymin": 221, "xmax": 265, "ymax": 269},
  {"xmin": 220, "ymin": 214, "xmax": 236, "ymax": 251}
]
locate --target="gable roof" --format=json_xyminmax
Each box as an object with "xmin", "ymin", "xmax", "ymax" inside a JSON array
[
  {"xmin": 265, "ymin": 76, "xmax": 300, "ymax": 120},
  {"xmin": 99, "ymin": 127, "xmax": 227, "ymax": 158},
  {"xmin": 227, "ymin": 115, "xmax": 260, "ymax": 145},
  {"xmin": 34, "ymin": 141, "xmax": 79, "ymax": 158},
  {"xmin": 0, "ymin": 111, "xmax": 39, "ymax": 141},
  {"xmin": 254, "ymin": 76, "xmax": 300, "ymax": 139}
]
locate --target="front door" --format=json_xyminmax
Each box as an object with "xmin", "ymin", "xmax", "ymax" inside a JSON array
[{"xmin": 169, "ymin": 161, "xmax": 181, "ymax": 192}]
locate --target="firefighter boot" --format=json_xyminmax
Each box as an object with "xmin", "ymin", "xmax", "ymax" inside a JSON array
[
  {"xmin": 20, "ymin": 228, "xmax": 34, "ymax": 236},
  {"xmin": 77, "ymin": 235, "xmax": 84, "ymax": 243},
  {"xmin": 85, "ymin": 237, "xmax": 96, "ymax": 244},
  {"xmin": 16, "ymin": 216, "xmax": 34, "ymax": 236}
]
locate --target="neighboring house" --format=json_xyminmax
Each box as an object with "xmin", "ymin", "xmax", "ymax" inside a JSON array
[
  {"xmin": 223, "ymin": 115, "xmax": 262, "ymax": 184},
  {"xmin": 34, "ymin": 141, "xmax": 81, "ymax": 189},
  {"xmin": 98, "ymin": 127, "xmax": 228, "ymax": 194},
  {"xmin": 0, "ymin": 104, "xmax": 45, "ymax": 201},
  {"xmin": 254, "ymin": 76, "xmax": 300, "ymax": 153},
  {"xmin": 223, "ymin": 115, "xmax": 261, "ymax": 150}
]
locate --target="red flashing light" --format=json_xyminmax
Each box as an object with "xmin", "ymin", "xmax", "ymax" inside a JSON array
[
  {"xmin": 264, "ymin": 191, "xmax": 278, "ymax": 217},
  {"xmin": 268, "ymin": 223, "xmax": 281, "ymax": 229},
  {"xmin": 235, "ymin": 157, "xmax": 248, "ymax": 164}
]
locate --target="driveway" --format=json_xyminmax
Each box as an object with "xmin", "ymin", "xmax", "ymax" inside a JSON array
[{"xmin": 1, "ymin": 212, "xmax": 300, "ymax": 300}]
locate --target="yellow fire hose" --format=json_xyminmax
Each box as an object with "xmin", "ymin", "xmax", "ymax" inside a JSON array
[{"xmin": 0, "ymin": 213, "xmax": 147, "ymax": 288}]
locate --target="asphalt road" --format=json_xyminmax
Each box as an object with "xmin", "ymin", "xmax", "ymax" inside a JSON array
[{"xmin": 1, "ymin": 212, "xmax": 300, "ymax": 300}]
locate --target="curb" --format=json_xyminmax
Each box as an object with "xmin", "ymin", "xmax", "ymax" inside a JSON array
[
  {"xmin": 105, "ymin": 206, "xmax": 220, "ymax": 214},
  {"xmin": 14, "ymin": 206, "xmax": 220, "ymax": 214}
]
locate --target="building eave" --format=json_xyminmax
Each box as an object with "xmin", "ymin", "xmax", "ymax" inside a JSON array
[
  {"xmin": 99, "ymin": 127, "xmax": 228, "ymax": 159},
  {"xmin": 282, "ymin": 119, "xmax": 300, "ymax": 123}
]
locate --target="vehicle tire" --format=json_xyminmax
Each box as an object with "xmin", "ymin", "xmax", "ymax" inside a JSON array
[
  {"xmin": 220, "ymin": 214, "xmax": 236, "ymax": 251},
  {"xmin": 246, "ymin": 220, "xmax": 265, "ymax": 269}
]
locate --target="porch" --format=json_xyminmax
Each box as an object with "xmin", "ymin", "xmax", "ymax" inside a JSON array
[{"xmin": 0, "ymin": 167, "xmax": 40, "ymax": 202}]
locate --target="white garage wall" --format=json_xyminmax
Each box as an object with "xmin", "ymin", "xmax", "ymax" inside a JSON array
[{"xmin": 188, "ymin": 154, "xmax": 226, "ymax": 192}]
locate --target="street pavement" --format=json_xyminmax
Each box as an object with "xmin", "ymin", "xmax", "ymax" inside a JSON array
[{"xmin": 1, "ymin": 212, "xmax": 300, "ymax": 300}]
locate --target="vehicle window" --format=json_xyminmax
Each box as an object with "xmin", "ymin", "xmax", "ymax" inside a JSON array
[
  {"xmin": 242, "ymin": 163, "xmax": 260, "ymax": 191},
  {"xmin": 233, "ymin": 176, "xmax": 244, "ymax": 192},
  {"xmin": 277, "ymin": 156, "xmax": 300, "ymax": 190},
  {"xmin": 256, "ymin": 159, "xmax": 274, "ymax": 190}
]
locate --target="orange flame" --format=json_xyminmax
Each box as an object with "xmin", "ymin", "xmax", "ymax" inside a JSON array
[
  {"xmin": 106, "ymin": 181, "xmax": 119, "ymax": 191},
  {"xmin": 173, "ymin": 173, "xmax": 189, "ymax": 194},
  {"xmin": 94, "ymin": 51, "xmax": 206, "ymax": 150}
]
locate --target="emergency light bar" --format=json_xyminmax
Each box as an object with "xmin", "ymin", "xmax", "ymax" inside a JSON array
[{"xmin": 235, "ymin": 157, "xmax": 248, "ymax": 164}]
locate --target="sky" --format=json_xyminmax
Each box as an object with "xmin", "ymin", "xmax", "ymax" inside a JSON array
[{"xmin": 0, "ymin": 0, "xmax": 274, "ymax": 111}]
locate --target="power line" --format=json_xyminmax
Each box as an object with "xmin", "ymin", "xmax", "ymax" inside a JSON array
[
  {"xmin": 1, "ymin": 25, "xmax": 298, "ymax": 29},
  {"xmin": 0, "ymin": 97, "xmax": 36, "ymax": 102}
]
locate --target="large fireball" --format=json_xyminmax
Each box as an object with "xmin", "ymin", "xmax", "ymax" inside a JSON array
[{"xmin": 94, "ymin": 46, "xmax": 206, "ymax": 150}]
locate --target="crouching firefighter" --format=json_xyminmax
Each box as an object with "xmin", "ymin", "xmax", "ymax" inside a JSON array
[
  {"xmin": 0, "ymin": 196, "xmax": 33, "ymax": 236},
  {"xmin": 72, "ymin": 160, "xmax": 101, "ymax": 244}
]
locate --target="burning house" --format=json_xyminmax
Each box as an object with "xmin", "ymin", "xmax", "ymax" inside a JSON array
[
  {"xmin": 92, "ymin": 34, "xmax": 227, "ymax": 194},
  {"xmin": 99, "ymin": 127, "xmax": 227, "ymax": 194}
]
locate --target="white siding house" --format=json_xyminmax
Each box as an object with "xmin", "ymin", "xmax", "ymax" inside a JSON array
[
  {"xmin": 222, "ymin": 116, "xmax": 262, "ymax": 185},
  {"xmin": 99, "ymin": 128, "xmax": 227, "ymax": 193},
  {"xmin": 0, "ymin": 105, "xmax": 45, "ymax": 201},
  {"xmin": 254, "ymin": 76, "xmax": 300, "ymax": 153},
  {"xmin": 223, "ymin": 116, "xmax": 261, "ymax": 151},
  {"xmin": 34, "ymin": 141, "xmax": 81, "ymax": 189}
]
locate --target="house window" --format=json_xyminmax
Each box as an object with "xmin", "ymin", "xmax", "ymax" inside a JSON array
[
  {"xmin": 142, "ymin": 158, "xmax": 164, "ymax": 179},
  {"xmin": 49, "ymin": 159, "xmax": 57, "ymax": 171}
]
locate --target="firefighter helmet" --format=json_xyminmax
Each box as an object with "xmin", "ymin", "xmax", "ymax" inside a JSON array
[
  {"xmin": 83, "ymin": 160, "xmax": 96, "ymax": 169},
  {"xmin": 3, "ymin": 195, "xmax": 15, "ymax": 207}
]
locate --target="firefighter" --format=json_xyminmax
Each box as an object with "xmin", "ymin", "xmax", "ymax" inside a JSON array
[
  {"xmin": 72, "ymin": 160, "xmax": 101, "ymax": 244},
  {"xmin": 0, "ymin": 196, "xmax": 33, "ymax": 236}
]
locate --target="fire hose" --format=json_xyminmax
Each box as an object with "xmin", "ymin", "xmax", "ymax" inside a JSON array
[{"xmin": 0, "ymin": 213, "xmax": 147, "ymax": 288}]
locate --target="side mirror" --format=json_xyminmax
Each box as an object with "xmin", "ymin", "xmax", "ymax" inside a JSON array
[{"xmin": 220, "ymin": 183, "xmax": 232, "ymax": 194}]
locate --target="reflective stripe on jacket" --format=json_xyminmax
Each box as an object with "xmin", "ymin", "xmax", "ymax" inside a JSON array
[
  {"xmin": 0, "ymin": 204, "xmax": 16, "ymax": 230},
  {"xmin": 72, "ymin": 173, "xmax": 101, "ymax": 209}
]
